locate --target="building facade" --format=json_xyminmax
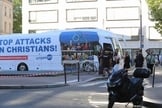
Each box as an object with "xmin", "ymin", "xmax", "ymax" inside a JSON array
[
  {"xmin": 0, "ymin": 0, "xmax": 13, "ymax": 34},
  {"xmin": 22, "ymin": 0, "xmax": 162, "ymax": 56}
]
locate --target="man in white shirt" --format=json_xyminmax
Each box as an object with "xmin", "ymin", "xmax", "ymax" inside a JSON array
[{"xmin": 112, "ymin": 58, "xmax": 121, "ymax": 73}]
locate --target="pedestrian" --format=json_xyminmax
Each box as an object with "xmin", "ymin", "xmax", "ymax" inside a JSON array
[
  {"xmin": 134, "ymin": 49, "xmax": 144, "ymax": 68},
  {"xmin": 145, "ymin": 49, "xmax": 155, "ymax": 74},
  {"xmin": 82, "ymin": 43, "xmax": 89, "ymax": 50},
  {"xmin": 113, "ymin": 49, "xmax": 120, "ymax": 67},
  {"xmin": 159, "ymin": 54, "xmax": 162, "ymax": 66},
  {"xmin": 123, "ymin": 51, "xmax": 131, "ymax": 70},
  {"xmin": 112, "ymin": 58, "xmax": 121, "ymax": 73},
  {"xmin": 155, "ymin": 54, "xmax": 159, "ymax": 66},
  {"xmin": 98, "ymin": 49, "xmax": 104, "ymax": 75}
]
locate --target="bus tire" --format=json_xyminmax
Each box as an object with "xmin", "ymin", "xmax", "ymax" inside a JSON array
[{"xmin": 17, "ymin": 63, "xmax": 28, "ymax": 71}]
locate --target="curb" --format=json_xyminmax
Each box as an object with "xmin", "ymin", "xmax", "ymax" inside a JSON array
[
  {"xmin": 0, "ymin": 83, "xmax": 69, "ymax": 89},
  {"xmin": 0, "ymin": 75, "xmax": 106, "ymax": 89},
  {"xmin": 143, "ymin": 87, "xmax": 162, "ymax": 108},
  {"xmin": 143, "ymin": 101, "xmax": 162, "ymax": 108},
  {"xmin": 0, "ymin": 72, "xmax": 64, "ymax": 77}
]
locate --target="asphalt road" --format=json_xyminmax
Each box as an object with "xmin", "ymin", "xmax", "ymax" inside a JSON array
[
  {"xmin": 0, "ymin": 66, "xmax": 161, "ymax": 108},
  {"xmin": 0, "ymin": 79, "xmax": 152, "ymax": 108}
]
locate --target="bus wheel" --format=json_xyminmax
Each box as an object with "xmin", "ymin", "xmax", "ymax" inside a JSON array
[{"xmin": 17, "ymin": 63, "xmax": 28, "ymax": 71}]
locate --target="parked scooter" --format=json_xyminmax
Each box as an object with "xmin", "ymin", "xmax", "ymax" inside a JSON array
[{"xmin": 107, "ymin": 68, "xmax": 150, "ymax": 108}]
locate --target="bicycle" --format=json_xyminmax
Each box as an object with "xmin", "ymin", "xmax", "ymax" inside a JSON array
[{"xmin": 81, "ymin": 60, "xmax": 98, "ymax": 74}]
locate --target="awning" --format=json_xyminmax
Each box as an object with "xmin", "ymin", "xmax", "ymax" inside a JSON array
[{"xmin": 60, "ymin": 31, "xmax": 99, "ymax": 44}]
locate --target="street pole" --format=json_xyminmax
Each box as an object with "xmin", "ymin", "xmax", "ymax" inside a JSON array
[{"xmin": 139, "ymin": 0, "xmax": 143, "ymax": 49}]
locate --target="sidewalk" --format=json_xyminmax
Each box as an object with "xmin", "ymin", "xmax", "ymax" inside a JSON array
[
  {"xmin": 0, "ymin": 72, "xmax": 104, "ymax": 89},
  {"xmin": 143, "ymin": 66, "xmax": 162, "ymax": 107}
]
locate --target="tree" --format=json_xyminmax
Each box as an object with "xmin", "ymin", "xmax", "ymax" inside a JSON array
[
  {"xmin": 147, "ymin": 0, "xmax": 162, "ymax": 35},
  {"xmin": 13, "ymin": 0, "xmax": 22, "ymax": 33}
]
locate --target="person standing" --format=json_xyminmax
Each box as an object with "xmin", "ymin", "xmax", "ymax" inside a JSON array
[
  {"xmin": 159, "ymin": 54, "xmax": 162, "ymax": 66},
  {"xmin": 146, "ymin": 50, "xmax": 155, "ymax": 74},
  {"xmin": 98, "ymin": 49, "xmax": 104, "ymax": 75},
  {"xmin": 112, "ymin": 58, "xmax": 121, "ymax": 73},
  {"xmin": 123, "ymin": 51, "xmax": 131, "ymax": 70},
  {"xmin": 134, "ymin": 49, "xmax": 144, "ymax": 68},
  {"xmin": 113, "ymin": 49, "xmax": 120, "ymax": 67}
]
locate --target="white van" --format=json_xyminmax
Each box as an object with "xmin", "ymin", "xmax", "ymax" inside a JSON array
[{"xmin": 0, "ymin": 28, "xmax": 122, "ymax": 72}]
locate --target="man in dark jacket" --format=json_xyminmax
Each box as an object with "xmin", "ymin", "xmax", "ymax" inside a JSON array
[
  {"xmin": 135, "ymin": 49, "xmax": 144, "ymax": 67},
  {"xmin": 124, "ymin": 51, "xmax": 131, "ymax": 69}
]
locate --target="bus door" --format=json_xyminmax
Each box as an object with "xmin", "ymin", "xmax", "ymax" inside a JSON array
[{"xmin": 103, "ymin": 43, "xmax": 113, "ymax": 68}]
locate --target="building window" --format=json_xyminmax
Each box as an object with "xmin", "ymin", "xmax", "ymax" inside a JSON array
[
  {"xmin": 29, "ymin": 30, "xmax": 36, "ymax": 33},
  {"xmin": 5, "ymin": 7, "xmax": 7, "ymax": 16},
  {"xmin": 106, "ymin": 7, "xmax": 139, "ymax": 21},
  {"xmin": 107, "ymin": 27, "xmax": 140, "ymax": 41},
  {"xmin": 148, "ymin": 10, "xmax": 154, "ymax": 20},
  {"xmin": 9, "ymin": 23, "xmax": 11, "ymax": 33},
  {"xmin": 29, "ymin": 29, "xmax": 54, "ymax": 33},
  {"xmin": 66, "ymin": 0, "xmax": 97, "ymax": 3},
  {"xmin": 149, "ymin": 26, "xmax": 162, "ymax": 40},
  {"xmin": 9, "ymin": 8, "xmax": 12, "ymax": 18},
  {"xmin": 29, "ymin": 0, "xmax": 58, "ymax": 4},
  {"xmin": 66, "ymin": 8, "xmax": 98, "ymax": 22},
  {"xmin": 4, "ymin": 22, "xmax": 7, "ymax": 33},
  {"xmin": 29, "ymin": 10, "xmax": 58, "ymax": 23},
  {"xmin": 8, "ymin": 0, "xmax": 12, "ymax": 2}
]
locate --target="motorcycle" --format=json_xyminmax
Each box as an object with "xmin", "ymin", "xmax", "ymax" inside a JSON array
[{"xmin": 107, "ymin": 68, "xmax": 150, "ymax": 108}]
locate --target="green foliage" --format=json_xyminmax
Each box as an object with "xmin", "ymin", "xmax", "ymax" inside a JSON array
[
  {"xmin": 13, "ymin": 0, "xmax": 22, "ymax": 33},
  {"xmin": 147, "ymin": 0, "xmax": 162, "ymax": 35}
]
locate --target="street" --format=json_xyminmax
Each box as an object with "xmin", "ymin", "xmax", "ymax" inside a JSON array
[
  {"xmin": 0, "ymin": 66, "xmax": 161, "ymax": 108},
  {"xmin": 0, "ymin": 78, "xmax": 154, "ymax": 108}
]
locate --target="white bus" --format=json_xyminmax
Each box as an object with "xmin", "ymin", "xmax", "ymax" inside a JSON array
[{"xmin": 0, "ymin": 28, "xmax": 123, "ymax": 72}]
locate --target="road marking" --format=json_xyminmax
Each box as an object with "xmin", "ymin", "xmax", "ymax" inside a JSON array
[
  {"xmin": 88, "ymin": 92, "xmax": 135, "ymax": 108},
  {"xmin": 56, "ymin": 79, "xmax": 78, "ymax": 84},
  {"xmin": 88, "ymin": 92, "xmax": 108, "ymax": 108},
  {"xmin": 79, "ymin": 80, "xmax": 106, "ymax": 87}
]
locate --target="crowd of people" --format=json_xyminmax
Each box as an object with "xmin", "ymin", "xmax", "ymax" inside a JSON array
[
  {"xmin": 105, "ymin": 49, "xmax": 162, "ymax": 74},
  {"xmin": 61, "ymin": 41, "xmax": 162, "ymax": 75},
  {"xmin": 61, "ymin": 42, "xmax": 94, "ymax": 60},
  {"xmin": 111, "ymin": 48, "xmax": 162, "ymax": 75}
]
